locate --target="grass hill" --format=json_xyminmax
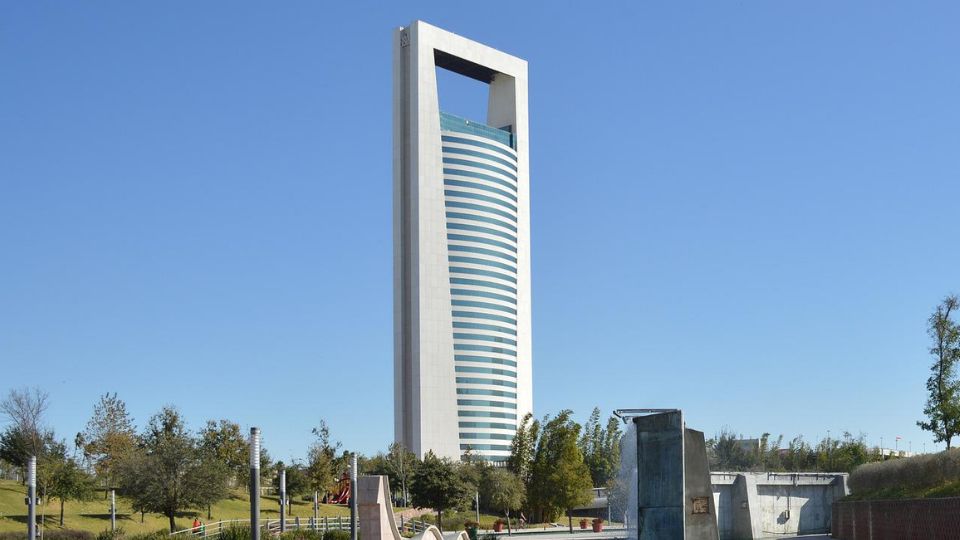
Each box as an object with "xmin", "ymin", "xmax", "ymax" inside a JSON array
[{"xmin": 0, "ymin": 480, "xmax": 350, "ymax": 535}]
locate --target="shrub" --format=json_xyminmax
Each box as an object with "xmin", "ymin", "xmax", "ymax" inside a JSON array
[
  {"xmin": 0, "ymin": 532, "xmax": 95, "ymax": 540},
  {"xmin": 126, "ymin": 531, "xmax": 168, "ymax": 540},
  {"xmin": 95, "ymin": 529, "xmax": 124, "ymax": 540},
  {"xmin": 849, "ymin": 448, "xmax": 960, "ymax": 495},
  {"xmin": 322, "ymin": 530, "xmax": 350, "ymax": 540},
  {"xmin": 278, "ymin": 531, "xmax": 324, "ymax": 540},
  {"xmin": 219, "ymin": 525, "xmax": 252, "ymax": 540}
]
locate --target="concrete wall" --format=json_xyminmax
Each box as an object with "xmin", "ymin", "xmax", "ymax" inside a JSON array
[
  {"xmin": 633, "ymin": 412, "xmax": 685, "ymax": 539},
  {"xmin": 685, "ymin": 430, "xmax": 720, "ymax": 539},
  {"xmin": 832, "ymin": 497, "xmax": 960, "ymax": 540},
  {"xmin": 711, "ymin": 472, "xmax": 848, "ymax": 539}
]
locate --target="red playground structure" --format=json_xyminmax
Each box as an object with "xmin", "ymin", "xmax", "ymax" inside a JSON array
[{"xmin": 325, "ymin": 473, "xmax": 351, "ymax": 505}]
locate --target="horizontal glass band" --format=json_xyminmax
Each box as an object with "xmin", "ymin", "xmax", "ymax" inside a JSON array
[
  {"xmin": 442, "ymin": 135, "xmax": 517, "ymax": 160},
  {"xmin": 448, "ymin": 234, "xmax": 517, "ymax": 253},
  {"xmin": 454, "ymin": 344, "xmax": 517, "ymax": 357},
  {"xmin": 443, "ymin": 146, "xmax": 517, "ymax": 172},
  {"xmin": 448, "ymin": 244, "xmax": 517, "ymax": 264},
  {"xmin": 444, "ymin": 168, "xmax": 517, "ymax": 193},
  {"xmin": 456, "ymin": 377, "xmax": 518, "ymax": 388},
  {"xmin": 457, "ymin": 388, "xmax": 518, "ymax": 398},
  {"xmin": 459, "ymin": 443, "xmax": 512, "ymax": 451},
  {"xmin": 444, "ymin": 179, "xmax": 517, "ymax": 203},
  {"xmin": 457, "ymin": 410, "xmax": 517, "ymax": 419},
  {"xmin": 452, "ymin": 299, "xmax": 517, "ymax": 315},
  {"xmin": 446, "ymin": 222, "xmax": 517, "ymax": 242},
  {"xmin": 446, "ymin": 212, "xmax": 517, "ymax": 233},
  {"xmin": 459, "ymin": 432, "xmax": 516, "ymax": 440},
  {"xmin": 445, "ymin": 190, "xmax": 517, "ymax": 213},
  {"xmin": 457, "ymin": 399, "xmax": 517, "ymax": 409},
  {"xmin": 451, "ymin": 288, "xmax": 516, "ymax": 305},
  {"xmin": 453, "ymin": 320, "xmax": 517, "ymax": 335},
  {"xmin": 446, "ymin": 201, "xmax": 517, "ymax": 223},
  {"xmin": 448, "ymin": 256, "xmax": 517, "ymax": 273},
  {"xmin": 454, "ymin": 355, "xmax": 518, "ymax": 368},
  {"xmin": 458, "ymin": 421, "xmax": 518, "ymax": 430},
  {"xmin": 443, "ymin": 157, "xmax": 517, "ymax": 181},
  {"xmin": 451, "ymin": 310, "xmax": 517, "ymax": 325}
]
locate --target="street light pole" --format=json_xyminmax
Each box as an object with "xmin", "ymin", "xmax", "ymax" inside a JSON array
[
  {"xmin": 27, "ymin": 456, "xmax": 36, "ymax": 540},
  {"xmin": 350, "ymin": 455, "xmax": 358, "ymax": 540},
  {"xmin": 250, "ymin": 428, "xmax": 261, "ymax": 540},
  {"xmin": 279, "ymin": 468, "xmax": 287, "ymax": 533}
]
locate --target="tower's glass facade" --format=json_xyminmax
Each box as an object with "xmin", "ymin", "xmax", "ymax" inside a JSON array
[{"xmin": 441, "ymin": 112, "xmax": 519, "ymax": 462}]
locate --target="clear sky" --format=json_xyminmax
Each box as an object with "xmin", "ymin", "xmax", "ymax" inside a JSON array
[{"xmin": 2, "ymin": 1, "xmax": 959, "ymax": 462}]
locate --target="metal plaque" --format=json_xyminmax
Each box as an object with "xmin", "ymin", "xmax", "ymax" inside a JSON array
[{"xmin": 692, "ymin": 497, "xmax": 710, "ymax": 515}]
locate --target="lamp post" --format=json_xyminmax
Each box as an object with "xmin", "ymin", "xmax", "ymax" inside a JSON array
[
  {"xmin": 279, "ymin": 468, "xmax": 287, "ymax": 533},
  {"xmin": 110, "ymin": 490, "xmax": 116, "ymax": 532},
  {"xmin": 250, "ymin": 428, "xmax": 261, "ymax": 540},
  {"xmin": 350, "ymin": 455, "xmax": 357, "ymax": 540},
  {"xmin": 27, "ymin": 456, "xmax": 36, "ymax": 540}
]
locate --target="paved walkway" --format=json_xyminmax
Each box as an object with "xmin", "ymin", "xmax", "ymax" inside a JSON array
[
  {"xmin": 484, "ymin": 529, "xmax": 829, "ymax": 540},
  {"xmin": 763, "ymin": 534, "xmax": 830, "ymax": 540}
]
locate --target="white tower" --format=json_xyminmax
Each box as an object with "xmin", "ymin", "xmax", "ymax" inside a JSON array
[{"xmin": 393, "ymin": 21, "xmax": 532, "ymax": 462}]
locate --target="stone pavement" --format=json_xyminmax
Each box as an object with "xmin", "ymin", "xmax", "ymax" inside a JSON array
[{"xmin": 479, "ymin": 529, "xmax": 829, "ymax": 540}]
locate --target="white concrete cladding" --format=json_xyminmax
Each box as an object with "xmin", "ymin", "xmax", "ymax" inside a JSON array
[{"xmin": 393, "ymin": 20, "xmax": 531, "ymax": 462}]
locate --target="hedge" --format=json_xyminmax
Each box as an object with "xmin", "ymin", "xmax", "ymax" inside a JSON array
[{"xmin": 849, "ymin": 448, "xmax": 960, "ymax": 494}]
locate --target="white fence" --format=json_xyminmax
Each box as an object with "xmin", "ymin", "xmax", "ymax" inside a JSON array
[{"xmin": 170, "ymin": 516, "xmax": 434, "ymax": 538}]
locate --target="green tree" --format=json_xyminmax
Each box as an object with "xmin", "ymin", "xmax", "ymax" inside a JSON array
[
  {"xmin": 480, "ymin": 468, "xmax": 524, "ymax": 533},
  {"xmin": 0, "ymin": 426, "xmax": 58, "ymax": 483},
  {"xmin": 273, "ymin": 461, "xmax": 311, "ymax": 499},
  {"xmin": 117, "ymin": 406, "xmax": 227, "ymax": 532},
  {"xmin": 781, "ymin": 435, "xmax": 816, "ymax": 472},
  {"xmin": 387, "ymin": 442, "xmax": 417, "ymax": 506},
  {"xmin": 306, "ymin": 421, "xmax": 340, "ymax": 497},
  {"xmin": 198, "ymin": 419, "xmax": 248, "ymax": 484},
  {"xmin": 579, "ymin": 408, "xmax": 622, "ymax": 487},
  {"xmin": 758, "ymin": 433, "xmax": 784, "ymax": 471},
  {"xmin": 815, "ymin": 432, "xmax": 876, "ymax": 473},
  {"xmin": 507, "ymin": 413, "xmax": 539, "ymax": 485},
  {"xmin": 82, "ymin": 393, "xmax": 137, "ymax": 495},
  {"xmin": 195, "ymin": 450, "xmax": 231, "ymax": 519},
  {"xmin": 46, "ymin": 454, "xmax": 94, "ymax": 526},
  {"xmin": 707, "ymin": 429, "xmax": 757, "ymax": 472},
  {"xmin": 918, "ymin": 295, "xmax": 960, "ymax": 449},
  {"xmin": 527, "ymin": 410, "xmax": 593, "ymax": 527},
  {"xmin": 410, "ymin": 451, "xmax": 472, "ymax": 531}
]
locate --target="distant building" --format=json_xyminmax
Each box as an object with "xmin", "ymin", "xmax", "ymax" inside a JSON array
[{"xmin": 393, "ymin": 21, "xmax": 533, "ymax": 463}]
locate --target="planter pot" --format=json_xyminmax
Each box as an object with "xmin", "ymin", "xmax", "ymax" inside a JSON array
[
  {"xmin": 592, "ymin": 521, "xmax": 603, "ymax": 533},
  {"xmin": 493, "ymin": 522, "xmax": 504, "ymax": 533},
  {"xmin": 579, "ymin": 519, "xmax": 588, "ymax": 529}
]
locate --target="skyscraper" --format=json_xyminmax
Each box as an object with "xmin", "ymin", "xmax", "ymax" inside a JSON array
[{"xmin": 393, "ymin": 21, "xmax": 532, "ymax": 462}]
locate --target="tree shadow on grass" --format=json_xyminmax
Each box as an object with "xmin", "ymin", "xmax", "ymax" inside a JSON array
[
  {"xmin": 78, "ymin": 513, "xmax": 135, "ymax": 522},
  {"xmin": 4, "ymin": 515, "xmax": 75, "ymax": 526}
]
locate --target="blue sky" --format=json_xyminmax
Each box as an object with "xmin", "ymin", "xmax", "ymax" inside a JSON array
[{"xmin": 2, "ymin": 1, "xmax": 958, "ymax": 461}]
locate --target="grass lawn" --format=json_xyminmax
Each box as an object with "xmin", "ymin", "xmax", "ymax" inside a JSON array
[{"xmin": 0, "ymin": 480, "xmax": 351, "ymax": 535}]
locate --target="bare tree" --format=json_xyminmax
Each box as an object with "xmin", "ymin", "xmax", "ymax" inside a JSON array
[{"xmin": 1, "ymin": 387, "xmax": 50, "ymax": 456}]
